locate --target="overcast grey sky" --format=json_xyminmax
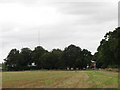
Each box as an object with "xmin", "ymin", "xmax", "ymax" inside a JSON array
[{"xmin": 0, "ymin": 0, "xmax": 119, "ymax": 63}]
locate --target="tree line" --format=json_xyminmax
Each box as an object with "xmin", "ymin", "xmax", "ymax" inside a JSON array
[
  {"xmin": 93, "ymin": 27, "xmax": 120, "ymax": 68},
  {"xmin": 3, "ymin": 44, "xmax": 93, "ymax": 71},
  {"xmin": 3, "ymin": 27, "xmax": 120, "ymax": 71}
]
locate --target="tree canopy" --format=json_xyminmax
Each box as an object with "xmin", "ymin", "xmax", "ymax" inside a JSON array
[
  {"xmin": 93, "ymin": 27, "xmax": 120, "ymax": 68},
  {"xmin": 4, "ymin": 45, "xmax": 92, "ymax": 71}
]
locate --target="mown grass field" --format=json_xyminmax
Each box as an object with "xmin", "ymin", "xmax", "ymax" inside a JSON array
[{"xmin": 2, "ymin": 70, "xmax": 118, "ymax": 88}]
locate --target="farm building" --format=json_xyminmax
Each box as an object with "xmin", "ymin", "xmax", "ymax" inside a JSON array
[
  {"xmin": 90, "ymin": 60, "xmax": 96, "ymax": 69},
  {"xmin": 86, "ymin": 60, "xmax": 96, "ymax": 69}
]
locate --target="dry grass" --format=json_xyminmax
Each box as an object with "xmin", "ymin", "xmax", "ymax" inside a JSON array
[{"xmin": 2, "ymin": 70, "xmax": 118, "ymax": 88}]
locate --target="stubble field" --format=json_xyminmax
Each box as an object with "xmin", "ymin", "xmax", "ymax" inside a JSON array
[{"xmin": 2, "ymin": 70, "xmax": 118, "ymax": 88}]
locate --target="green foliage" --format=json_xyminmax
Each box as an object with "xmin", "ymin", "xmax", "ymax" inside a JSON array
[
  {"xmin": 32, "ymin": 46, "xmax": 47, "ymax": 69},
  {"xmin": 94, "ymin": 27, "xmax": 120, "ymax": 68},
  {"xmin": 4, "ymin": 49, "xmax": 20, "ymax": 71},
  {"xmin": 63, "ymin": 44, "xmax": 82, "ymax": 69},
  {"xmin": 62, "ymin": 44, "xmax": 92, "ymax": 69},
  {"xmin": 3, "ymin": 45, "xmax": 92, "ymax": 71},
  {"xmin": 2, "ymin": 63, "xmax": 7, "ymax": 71}
]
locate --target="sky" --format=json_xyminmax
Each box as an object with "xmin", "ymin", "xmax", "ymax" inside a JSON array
[{"xmin": 0, "ymin": 0, "xmax": 119, "ymax": 63}]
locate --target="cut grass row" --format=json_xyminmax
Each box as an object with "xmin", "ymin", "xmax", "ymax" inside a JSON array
[
  {"xmin": 85, "ymin": 70, "xmax": 118, "ymax": 88},
  {"xmin": 2, "ymin": 70, "xmax": 118, "ymax": 88}
]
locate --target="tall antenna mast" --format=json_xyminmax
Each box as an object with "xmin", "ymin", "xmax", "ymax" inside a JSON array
[
  {"xmin": 21, "ymin": 42, "xmax": 23, "ymax": 49},
  {"xmin": 38, "ymin": 30, "xmax": 40, "ymax": 46}
]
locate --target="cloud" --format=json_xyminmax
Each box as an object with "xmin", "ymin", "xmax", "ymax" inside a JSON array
[
  {"xmin": 54, "ymin": 2, "xmax": 118, "ymax": 25},
  {"xmin": 0, "ymin": 0, "xmax": 118, "ymax": 63},
  {"xmin": 56, "ymin": 2, "xmax": 109, "ymax": 15}
]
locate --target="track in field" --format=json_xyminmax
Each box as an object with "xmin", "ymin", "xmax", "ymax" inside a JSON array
[{"xmin": 2, "ymin": 70, "xmax": 118, "ymax": 88}]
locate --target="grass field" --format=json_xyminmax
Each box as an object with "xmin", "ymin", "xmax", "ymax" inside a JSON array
[{"xmin": 2, "ymin": 70, "xmax": 118, "ymax": 88}]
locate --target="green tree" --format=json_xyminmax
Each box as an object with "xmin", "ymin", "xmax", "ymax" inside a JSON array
[
  {"xmin": 32, "ymin": 46, "xmax": 47, "ymax": 69},
  {"xmin": 82, "ymin": 49, "xmax": 92, "ymax": 68},
  {"xmin": 40, "ymin": 52, "xmax": 53, "ymax": 69},
  {"xmin": 63, "ymin": 44, "xmax": 82, "ymax": 69},
  {"xmin": 51, "ymin": 49, "xmax": 63, "ymax": 69},
  {"xmin": 18, "ymin": 48, "xmax": 32, "ymax": 70},
  {"xmin": 4, "ymin": 49, "xmax": 20, "ymax": 71},
  {"xmin": 95, "ymin": 27, "xmax": 120, "ymax": 68}
]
